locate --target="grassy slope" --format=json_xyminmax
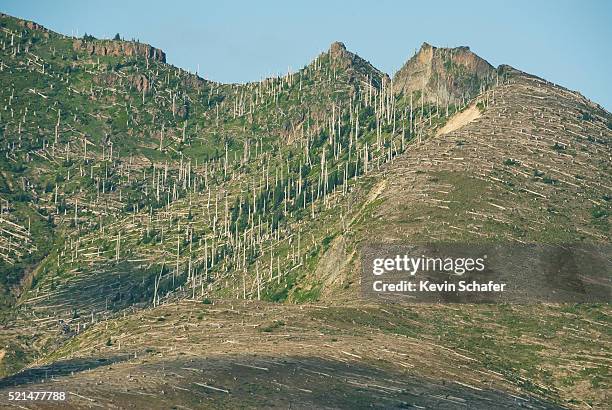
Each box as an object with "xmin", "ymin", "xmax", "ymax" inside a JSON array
[{"xmin": 0, "ymin": 12, "xmax": 610, "ymax": 409}]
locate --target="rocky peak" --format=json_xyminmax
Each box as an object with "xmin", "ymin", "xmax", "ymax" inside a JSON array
[
  {"xmin": 393, "ymin": 42, "xmax": 496, "ymax": 105},
  {"xmin": 324, "ymin": 41, "xmax": 389, "ymax": 88},
  {"xmin": 73, "ymin": 39, "xmax": 166, "ymax": 63},
  {"xmin": 328, "ymin": 41, "xmax": 348, "ymax": 59}
]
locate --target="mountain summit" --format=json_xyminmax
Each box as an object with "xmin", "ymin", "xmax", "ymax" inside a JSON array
[
  {"xmin": 393, "ymin": 42, "xmax": 496, "ymax": 105},
  {"xmin": 324, "ymin": 41, "xmax": 389, "ymax": 88}
]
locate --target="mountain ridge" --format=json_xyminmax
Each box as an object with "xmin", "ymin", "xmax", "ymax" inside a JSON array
[
  {"xmin": 0, "ymin": 11, "xmax": 610, "ymax": 409},
  {"xmin": 2, "ymin": 10, "xmax": 606, "ymax": 113}
]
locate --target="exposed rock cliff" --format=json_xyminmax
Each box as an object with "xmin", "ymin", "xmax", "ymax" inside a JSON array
[
  {"xmin": 393, "ymin": 42, "xmax": 495, "ymax": 105},
  {"xmin": 73, "ymin": 39, "xmax": 166, "ymax": 62}
]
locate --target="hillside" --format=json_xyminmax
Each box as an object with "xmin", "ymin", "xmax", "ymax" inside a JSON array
[{"xmin": 0, "ymin": 12, "xmax": 610, "ymax": 409}]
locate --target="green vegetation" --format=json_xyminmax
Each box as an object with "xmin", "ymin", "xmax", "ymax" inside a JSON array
[
  {"xmin": 503, "ymin": 158, "xmax": 520, "ymax": 166},
  {"xmin": 1, "ymin": 12, "xmax": 454, "ymax": 324},
  {"xmin": 259, "ymin": 319, "xmax": 285, "ymax": 332},
  {"xmin": 0, "ymin": 15, "xmax": 609, "ymax": 409}
]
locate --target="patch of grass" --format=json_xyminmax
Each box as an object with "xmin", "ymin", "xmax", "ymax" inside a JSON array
[
  {"xmin": 579, "ymin": 111, "xmax": 593, "ymax": 121},
  {"xmin": 590, "ymin": 205, "xmax": 609, "ymax": 232},
  {"xmin": 591, "ymin": 206, "xmax": 609, "ymax": 219},
  {"xmin": 322, "ymin": 234, "xmax": 335, "ymax": 250},
  {"xmin": 259, "ymin": 320, "xmax": 285, "ymax": 333},
  {"xmin": 293, "ymin": 285, "xmax": 321, "ymax": 303}
]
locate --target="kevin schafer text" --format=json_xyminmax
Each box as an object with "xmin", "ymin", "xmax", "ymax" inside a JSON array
[{"xmin": 373, "ymin": 280, "xmax": 507, "ymax": 293}]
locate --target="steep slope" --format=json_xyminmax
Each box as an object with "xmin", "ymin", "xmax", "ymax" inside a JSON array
[
  {"xmin": 358, "ymin": 66, "xmax": 610, "ymax": 244},
  {"xmin": 393, "ymin": 42, "xmax": 497, "ymax": 106},
  {"xmin": 293, "ymin": 65, "xmax": 611, "ymax": 300},
  {"xmin": 0, "ymin": 12, "xmax": 412, "ymax": 376},
  {"xmin": 0, "ymin": 12, "xmax": 610, "ymax": 409},
  {"xmin": 0, "ymin": 12, "xmax": 391, "ymax": 307}
]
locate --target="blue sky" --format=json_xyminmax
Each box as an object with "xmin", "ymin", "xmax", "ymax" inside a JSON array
[{"xmin": 3, "ymin": 0, "xmax": 611, "ymax": 109}]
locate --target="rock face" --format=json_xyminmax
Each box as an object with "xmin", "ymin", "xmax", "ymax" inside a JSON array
[
  {"xmin": 0, "ymin": 14, "xmax": 50, "ymax": 36},
  {"xmin": 393, "ymin": 42, "xmax": 496, "ymax": 105},
  {"xmin": 130, "ymin": 74, "xmax": 150, "ymax": 93},
  {"xmin": 19, "ymin": 19, "xmax": 46, "ymax": 32},
  {"xmin": 93, "ymin": 72, "xmax": 152, "ymax": 94},
  {"xmin": 327, "ymin": 41, "xmax": 390, "ymax": 88},
  {"xmin": 73, "ymin": 39, "xmax": 166, "ymax": 63}
]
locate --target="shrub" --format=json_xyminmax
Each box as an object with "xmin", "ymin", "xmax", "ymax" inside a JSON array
[
  {"xmin": 552, "ymin": 142, "xmax": 566, "ymax": 151},
  {"xmin": 591, "ymin": 206, "xmax": 608, "ymax": 219},
  {"xmin": 542, "ymin": 176, "xmax": 558, "ymax": 185},
  {"xmin": 504, "ymin": 158, "xmax": 519, "ymax": 166}
]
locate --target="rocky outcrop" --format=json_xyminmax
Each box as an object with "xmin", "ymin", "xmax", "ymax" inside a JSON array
[
  {"xmin": 326, "ymin": 41, "xmax": 390, "ymax": 89},
  {"xmin": 19, "ymin": 20, "xmax": 46, "ymax": 32},
  {"xmin": 93, "ymin": 72, "xmax": 152, "ymax": 94},
  {"xmin": 73, "ymin": 39, "xmax": 166, "ymax": 63},
  {"xmin": 0, "ymin": 13, "xmax": 50, "ymax": 37},
  {"xmin": 130, "ymin": 74, "xmax": 150, "ymax": 93},
  {"xmin": 328, "ymin": 41, "xmax": 352, "ymax": 63},
  {"xmin": 393, "ymin": 42, "xmax": 496, "ymax": 105}
]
